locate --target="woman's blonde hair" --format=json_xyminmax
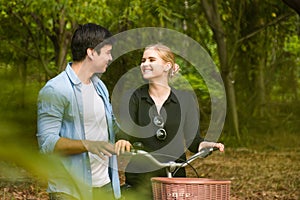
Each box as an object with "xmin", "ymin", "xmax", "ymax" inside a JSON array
[{"xmin": 145, "ymin": 43, "xmax": 180, "ymax": 77}]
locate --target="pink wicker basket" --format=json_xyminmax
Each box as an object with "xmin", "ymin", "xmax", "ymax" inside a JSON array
[{"xmin": 151, "ymin": 177, "xmax": 231, "ymax": 200}]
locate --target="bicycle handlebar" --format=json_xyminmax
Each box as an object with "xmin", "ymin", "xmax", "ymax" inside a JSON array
[
  {"xmin": 129, "ymin": 147, "xmax": 215, "ymax": 166},
  {"xmin": 121, "ymin": 146, "xmax": 217, "ymax": 177}
]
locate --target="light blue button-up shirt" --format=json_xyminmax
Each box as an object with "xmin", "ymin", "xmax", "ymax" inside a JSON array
[{"xmin": 37, "ymin": 63, "xmax": 121, "ymax": 199}]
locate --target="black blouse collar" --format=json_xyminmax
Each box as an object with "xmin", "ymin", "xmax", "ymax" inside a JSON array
[{"xmin": 140, "ymin": 84, "xmax": 178, "ymax": 104}]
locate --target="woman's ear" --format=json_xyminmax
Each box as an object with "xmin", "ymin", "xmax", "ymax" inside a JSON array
[{"xmin": 164, "ymin": 63, "xmax": 172, "ymax": 72}]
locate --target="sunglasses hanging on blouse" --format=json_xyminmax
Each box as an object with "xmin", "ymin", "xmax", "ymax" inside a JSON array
[{"xmin": 153, "ymin": 115, "xmax": 167, "ymax": 141}]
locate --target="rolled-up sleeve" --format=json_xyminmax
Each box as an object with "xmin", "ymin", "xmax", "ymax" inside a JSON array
[{"xmin": 37, "ymin": 85, "xmax": 65, "ymax": 154}]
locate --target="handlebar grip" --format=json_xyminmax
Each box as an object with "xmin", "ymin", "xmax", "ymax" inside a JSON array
[
  {"xmin": 212, "ymin": 147, "xmax": 219, "ymax": 151},
  {"xmin": 189, "ymin": 147, "xmax": 218, "ymax": 160},
  {"xmin": 202, "ymin": 147, "xmax": 219, "ymax": 157},
  {"xmin": 201, "ymin": 147, "xmax": 213, "ymax": 158},
  {"xmin": 131, "ymin": 142, "xmax": 144, "ymax": 152}
]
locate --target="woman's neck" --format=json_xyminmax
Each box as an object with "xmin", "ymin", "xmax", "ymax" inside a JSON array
[
  {"xmin": 148, "ymin": 83, "xmax": 170, "ymax": 97},
  {"xmin": 148, "ymin": 82, "xmax": 171, "ymax": 111}
]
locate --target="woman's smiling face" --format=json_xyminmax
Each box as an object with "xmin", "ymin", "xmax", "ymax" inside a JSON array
[{"xmin": 140, "ymin": 49, "xmax": 169, "ymax": 81}]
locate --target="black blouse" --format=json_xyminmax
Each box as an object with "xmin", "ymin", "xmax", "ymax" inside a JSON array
[{"xmin": 117, "ymin": 84, "xmax": 203, "ymax": 179}]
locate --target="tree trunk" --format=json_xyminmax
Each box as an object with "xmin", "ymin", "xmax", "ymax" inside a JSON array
[
  {"xmin": 253, "ymin": 56, "xmax": 266, "ymax": 117},
  {"xmin": 18, "ymin": 59, "xmax": 27, "ymax": 108},
  {"xmin": 223, "ymin": 73, "xmax": 240, "ymax": 140},
  {"xmin": 54, "ymin": 7, "xmax": 72, "ymax": 72},
  {"xmin": 201, "ymin": 0, "xmax": 240, "ymax": 141}
]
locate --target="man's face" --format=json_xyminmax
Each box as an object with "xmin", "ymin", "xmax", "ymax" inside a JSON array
[{"xmin": 93, "ymin": 44, "xmax": 113, "ymax": 73}]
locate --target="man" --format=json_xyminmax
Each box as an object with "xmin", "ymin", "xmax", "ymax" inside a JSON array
[{"xmin": 37, "ymin": 23, "xmax": 121, "ymax": 200}]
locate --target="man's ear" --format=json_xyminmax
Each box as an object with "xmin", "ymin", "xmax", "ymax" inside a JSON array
[{"xmin": 87, "ymin": 48, "xmax": 94, "ymax": 60}]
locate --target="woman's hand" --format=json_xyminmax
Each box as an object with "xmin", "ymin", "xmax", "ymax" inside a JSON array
[
  {"xmin": 198, "ymin": 141, "xmax": 225, "ymax": 152},
  {"xmin": 115, "ymin": 140, "xmax": 132, "ymax": 155}
]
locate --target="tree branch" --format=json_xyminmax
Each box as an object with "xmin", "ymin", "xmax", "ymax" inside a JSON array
[
  {"xmin": 9, "ymin": 10, "xmax": 55, "ymax": 77},
  {"xmin": 237, "ymin": 12, "xmax": 294, "ymax": 43}
]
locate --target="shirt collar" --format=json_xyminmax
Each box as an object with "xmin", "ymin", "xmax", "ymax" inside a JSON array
[
  {"xmin": 141, "ymin": 84, "xmax": 178, "ymax": 104},
  {"xmin": 65, "ymin": 62, "xmax": 102, "ymax": 87},
  {"xmin": 166, "ymin": 88, "xmax": 178, "ymax": 104},
  {"xmin": 65, "ymin": 62, "xmax": 81, "ymax": 85}
]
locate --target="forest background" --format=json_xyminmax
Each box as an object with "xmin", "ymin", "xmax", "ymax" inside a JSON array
[{"xmin": 0, "ymin": 0, "xmax": 299, "ymax": 199}]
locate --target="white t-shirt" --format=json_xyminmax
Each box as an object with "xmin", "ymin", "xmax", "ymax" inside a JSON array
[{"xmin": 82, "ymin": 82, "xmax": 110, "ymax": 187}]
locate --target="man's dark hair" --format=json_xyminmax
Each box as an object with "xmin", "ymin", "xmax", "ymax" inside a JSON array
[{"xmin": 71, "ymin": 23, "xmax": 113, "ymax": 62}]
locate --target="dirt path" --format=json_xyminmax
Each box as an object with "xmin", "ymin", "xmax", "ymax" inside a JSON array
[
  {"xmin": 0, "ymin": 148, "xmax": 299, "ymax": 199},
  {"xmin": 186, "ymin": 148, "xmax": 300, "ymax": 200}
]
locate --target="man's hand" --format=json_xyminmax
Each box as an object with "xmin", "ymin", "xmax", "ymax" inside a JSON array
[
  {"xmin": 82, "ymin": 140, "xmax": 116, "ymax": 159},
  {"xmin": 115, "ymin": 140, "xmax": 132, "ymax": 155}
]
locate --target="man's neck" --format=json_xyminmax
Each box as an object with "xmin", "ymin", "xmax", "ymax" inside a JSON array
[{"xmin": 72, "ymin": 61, "xmax": 94, "ymax": 84}]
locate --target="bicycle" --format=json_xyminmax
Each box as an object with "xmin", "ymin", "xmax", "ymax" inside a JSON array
[{"xmin": 120, "ymin": 143, "xmax": 231, "ymax": 200}]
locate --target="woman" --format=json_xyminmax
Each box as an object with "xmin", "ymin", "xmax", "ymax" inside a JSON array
[{"xmin": 115, "ymin": 43, "xmax": 224, "ymax": 199}]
